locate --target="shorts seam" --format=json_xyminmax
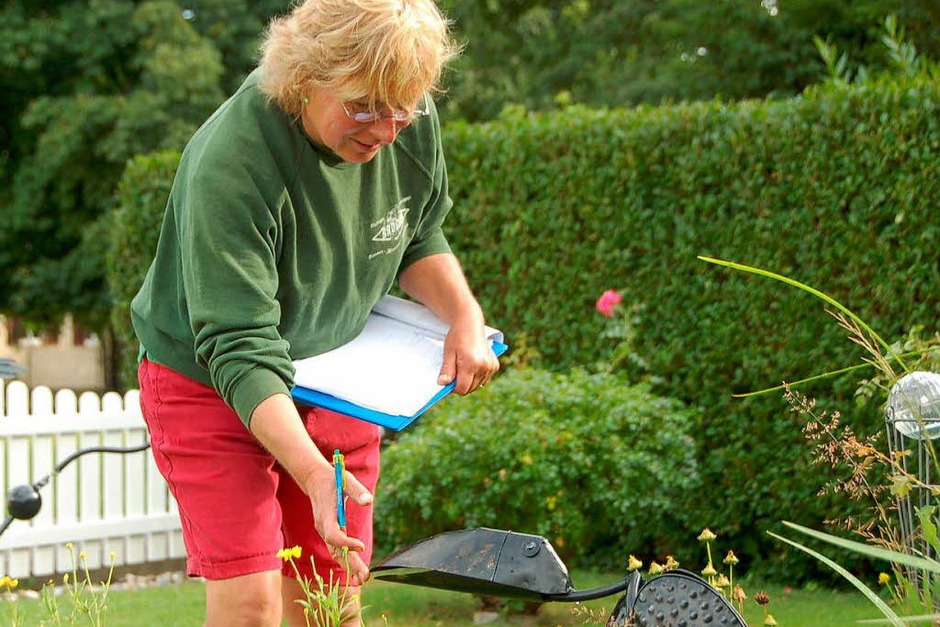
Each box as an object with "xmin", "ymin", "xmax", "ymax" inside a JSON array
[{"xmin": 147, "ymin": 360, "xmax": 177, "ymax": 489}]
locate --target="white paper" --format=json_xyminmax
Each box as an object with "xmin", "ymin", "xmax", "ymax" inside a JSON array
[{"xmin": 292, "ymin": 295, "xmax": 504, "ymax": 417}]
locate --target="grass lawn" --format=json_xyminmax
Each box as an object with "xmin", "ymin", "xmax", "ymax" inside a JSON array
[{"xmin": 1, "ymin": 571, "xmax": 884, "ymax": 626}]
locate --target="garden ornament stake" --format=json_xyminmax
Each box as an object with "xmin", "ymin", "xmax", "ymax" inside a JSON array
[
  {"xmin": 372, "ymin": 527, "xmax": 748, "ymax": 626},
  {"xmin": 884, "ymin": 370, "xmax": 940, "ymax": 581},
  {"xmin": 1, "ymin": 442, "xmax": 151, "ymax": 537}
]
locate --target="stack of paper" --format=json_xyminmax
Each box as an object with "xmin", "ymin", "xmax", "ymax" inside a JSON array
[{"xmin": 291, "ymin": 295, "xmax": 507, "ymax": 431}]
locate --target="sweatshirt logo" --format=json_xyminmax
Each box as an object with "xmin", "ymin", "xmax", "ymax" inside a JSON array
[{"xmin": 369, "ymin": 196, "xmax": 410, "ymax": 259}]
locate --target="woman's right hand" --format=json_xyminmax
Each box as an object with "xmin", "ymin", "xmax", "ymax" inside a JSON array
[
  {"xmin": 304, "ymin": 463, "xmax": 373, "ymax": 585},
  {"xmin": 249, "ymin": 393, "xmax": 374, "ymax": 584}
]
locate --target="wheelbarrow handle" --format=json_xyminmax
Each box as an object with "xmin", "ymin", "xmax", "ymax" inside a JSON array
[
  {"xmin": 36, "ymin": 442, "xmax": 152, "ymax": 489},
  {"xmin": 543, "ymin": 576, "xmax": 633, "ymax": 602},
  {"xmin": 2, "ymin": 442, "xmax": 152, "ymax": 538}
]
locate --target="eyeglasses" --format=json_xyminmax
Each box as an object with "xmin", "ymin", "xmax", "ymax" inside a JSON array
[{"xmin": 340, "ymin": 94, "xmax": 430, "ymax": 124}]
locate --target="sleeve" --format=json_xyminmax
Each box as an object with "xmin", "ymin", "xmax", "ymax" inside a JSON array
[
  {"xmin": 399, "ymin": 101, "xmax": 454, "ymax": 271},
  {"xmin": 178, "ymin": 152, "xmax": 294, "ymax": 428}
]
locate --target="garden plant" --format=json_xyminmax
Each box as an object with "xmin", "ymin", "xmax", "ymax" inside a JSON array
[
  {"xmin": 699, "ymin": 256, "xmax": 940, "ymax": 624},
  {"xmin": 0, "ymin": 543, "xmax": 116, "ymax": 626}
]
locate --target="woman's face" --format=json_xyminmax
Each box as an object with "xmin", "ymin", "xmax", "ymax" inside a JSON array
[{"xmin": 301, "ymin": 89, "xmax": 413, "ymax": 164}]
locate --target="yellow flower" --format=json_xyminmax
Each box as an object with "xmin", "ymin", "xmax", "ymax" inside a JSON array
[
  {"xmin": 79, "ymin": 551, "xmax": 87, "ymax": 560},
  {"xmin": 723, "ymin": 550, "xmax": 739, "ymax": 565},
  {"xmin": 701, "ymin": 563, "xmax": 717, "ymax": 577},
  {"xmin": 763, "ymin": 614, "xmax": 778, "ymax": 626},
  {"xmin": 627, "ymin": 555, "xmax": 643, "ymax": 571},
  {"xmin": 648, "ymin": 561, "xmax": 664, "ymax": 575},
  {"xmin": 66, "ymin": 542, "xmax": 74, "ymax": 550},
  {"xmin": 0, "ymin": 576, "xmax": 16, "ymax": 590},
  {"xmin": 878, "ymin": 572, "xmax": 891, "ymax": 586},
  {"xmin": 697, "ymin": 528, "xmax": 717, "ymax": 542},
  {"xmin": 715, "ymin": 573, "xmax": 730, "ymax": 588},
  {"xmin": 109, "ymin": 551, "xmax": 117, "ymax": 560},
  {"xmin": 545, "ymin": 495, "xmax": 557, "ymax": 511},
  {"xmin": 277, "ymin": 546, "xmax": 303, "ymax": 561},
  {"xmin": 664, "ymin": 555, "xmax": 679, "ymax": 570}
]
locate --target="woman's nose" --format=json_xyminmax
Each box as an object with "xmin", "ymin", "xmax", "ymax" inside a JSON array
[{"xmin": 371, "ymin": 117, "xmax": 400, "ymax": 144}]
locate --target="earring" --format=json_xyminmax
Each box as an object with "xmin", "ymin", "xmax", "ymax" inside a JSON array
[{"xmin": 301, "ymin": 95, "xmax": 310, "ymax": 105}]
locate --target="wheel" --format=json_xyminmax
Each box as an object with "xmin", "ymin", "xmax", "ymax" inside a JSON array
[{"xmin": 629, "ymin": 570, "xmax": 747, "ymax": 627}]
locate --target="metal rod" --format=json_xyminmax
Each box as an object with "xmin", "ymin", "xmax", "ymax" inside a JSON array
[
  {"xmin": 2, "ymin": 442, "xmax": 151, "ymax": 537},
  {"xmin": 543, "ymin": 578, "xmax": 630, "ymax": 602}
]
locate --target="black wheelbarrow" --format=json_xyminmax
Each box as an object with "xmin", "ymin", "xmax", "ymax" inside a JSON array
[{"xmin": 372, "ymin": 527, "xmax": 748, "ymax": 626}]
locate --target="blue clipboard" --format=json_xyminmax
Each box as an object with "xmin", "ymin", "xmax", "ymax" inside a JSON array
[{"xmin": 291, "ymin": 340, "xmax": 508, "ymax": 431}]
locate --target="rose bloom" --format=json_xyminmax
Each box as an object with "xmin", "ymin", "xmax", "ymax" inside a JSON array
[{"xmin": 596, "ymin": 289, "xmax": 623, "ymax": 317}]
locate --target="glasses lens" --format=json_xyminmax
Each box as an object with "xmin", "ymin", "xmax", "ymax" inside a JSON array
[
  {"xmin": 343, "ymin": 95, "xmax": 429, "ymax": 123},
  {"xmin": 352, "ymin": 111, "xmax": 379, "ymax": 123}
]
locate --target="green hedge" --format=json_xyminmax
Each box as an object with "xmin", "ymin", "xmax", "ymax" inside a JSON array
[
  {"xmin": 107, "ymin": 150, "xmax": 181, "ymax": 388},
  {"xmin": 108, "ymin": 74, "xmax": 940, "ymax": 580},
  {"xmin": 374, "ymin": 368, "xmax": 701, "ymax": 570},
  {"xmin": 440, "ymin": 75, "xmax": 939, "ymax": 579}
]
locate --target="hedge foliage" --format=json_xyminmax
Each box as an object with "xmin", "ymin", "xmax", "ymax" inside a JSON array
[
  {"xmin": 440, "ymin": 75, "xmax": 939, "ymax": 578},
  {"xmin": 107, "ymin": 150, "xmax": 181, "ymax": 387},
  {"xmin": 374, "ymin": 368, "xmax": 701, "ymax": 569},
  {"xmin": 108, "ymin": 74, "xmax": 939, "ymax": 580}
]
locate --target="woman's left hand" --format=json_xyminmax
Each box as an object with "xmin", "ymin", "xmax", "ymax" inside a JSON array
[{"xmin": 437, "ymin": 315, "xmax": 500, "ymax": 395}]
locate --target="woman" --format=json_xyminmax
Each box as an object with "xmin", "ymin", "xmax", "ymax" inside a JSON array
[{"xmin": 130, "ymin": 1, "xmax": 499, "ymax": 625}]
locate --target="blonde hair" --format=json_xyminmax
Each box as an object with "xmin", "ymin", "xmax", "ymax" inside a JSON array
[{"xmin": 258, "ymin": 0, "xmax": 460, "ymax": 117}]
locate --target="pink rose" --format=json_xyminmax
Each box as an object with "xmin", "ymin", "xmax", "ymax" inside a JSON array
[{"xmin": 595, "ymin": 289, "xmax": 623, "ymax": 318}]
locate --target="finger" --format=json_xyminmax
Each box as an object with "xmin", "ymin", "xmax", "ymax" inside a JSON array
[
  {"xmin": 437, "ymin": 349, "xmax": 457, "ymax": 386},
  {"xmin": 325, "ymin": 540, "xmax": 371, "ymax": 585},
  {"xmin": 341, "ymin": 550, "xmax": 371, "ymax": 585},
  {"xmin": 317, "ymin": 509, "xmax": 366, "ymax": 552},
  {"xmin": 453, "ymin": 366, "xmax": 475, "ymax": 395},
  {"xmin": 343, "ymin": 469, "xmax": 374, "ymax": 506},
  {"xmin": 323, "ymin": 526, "xmax": 366, "ymax": 554}
]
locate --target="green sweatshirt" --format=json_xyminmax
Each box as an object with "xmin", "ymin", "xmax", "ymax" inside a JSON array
[{"xmin": 130, "ymin": 69, "xmax": 453, "ymax": 427}]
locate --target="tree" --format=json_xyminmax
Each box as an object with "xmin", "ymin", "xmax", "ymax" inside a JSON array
[
  {"xmin": 437, "ymin": 0, "xmax": 940, "ymax": 121},
  {"xmin": 0, "ymin": 0, "xmax": 286, "ymax": 329}
]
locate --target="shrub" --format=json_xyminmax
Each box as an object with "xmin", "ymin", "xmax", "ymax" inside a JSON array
[
  {"xmin": 107, "ymin": 150, "xmax": 181, "ymax": 389},
  {"xmin": 374, "ymin": 368, "xmax": 701, "ymax": 570},
  {"xmin": 440, "ymin": 74, "xmax": 940, "ymax": 578}
]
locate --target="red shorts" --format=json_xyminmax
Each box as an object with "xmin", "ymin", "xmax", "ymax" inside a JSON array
[{"xmin": 137, "ymin": 358, "xmax": 381, "ymax": 584}]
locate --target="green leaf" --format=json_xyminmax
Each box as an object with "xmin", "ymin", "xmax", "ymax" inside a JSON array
[
  {"xmin": 916, "ymin": 506, "xmax": 940, "ymax": 555},
  {"xmin": 890, "ymin": 474, "xmax": 914, "ymax": 499},
  {"xmin": 768, "ymin": 530, "xmax": 905, "ymax": 626},
  {"xmin": 781, "ymin": 521, "xmax": 940, "ymax": 574},
  {"xmin": 858, "ymin": 614, "xmax": 940, "ymax": 625},
  {"xmin": 731, "ymin": 349, "xmax": 928, "ymax": 397},
  {"xmin": 698, "ymin": 256, "xmax": 910, "ymax": 374}
]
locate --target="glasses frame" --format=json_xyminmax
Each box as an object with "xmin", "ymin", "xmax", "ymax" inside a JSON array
[{"xmin": 340, "ymin": 94, "xmax": 430, "ymax": 124}]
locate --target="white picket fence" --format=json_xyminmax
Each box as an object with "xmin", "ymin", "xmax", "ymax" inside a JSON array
[{"xmin": 0, "ymin": 379, "xmax": 184, "ymax": 580}]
